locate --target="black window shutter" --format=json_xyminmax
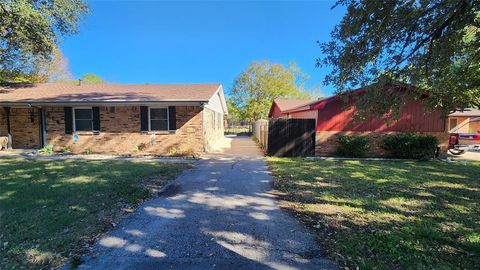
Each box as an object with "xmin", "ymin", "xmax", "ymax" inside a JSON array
[
  {"xmin": 140, "ymin": 106, "xmax": 149, "ymax": 131},
  {"xmin": 64, "ymin": 107, "xmax": 73, "ymax": 134},
  {"xmin": 168, "ymin": 106, "xmax": 176, "ymax": 130},
  {"xmin": 92, "ymin": 107, "xmax": 100, "ymax": 131}
]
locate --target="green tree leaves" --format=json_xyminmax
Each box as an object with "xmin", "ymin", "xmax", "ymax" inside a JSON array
[
  {"xmin": 80, "ymin": 73, "xmax": 104, "ymax": 84},
  {"xmin": 0, "ymin": 0, "xmax": 89, "ymax": 82},
  {"xmin": 320, "ymin": 0, "xmax": 480, "ymax": 117},
  {"xmin": 229, "ymin": 60, "xmax": 312, "ymax": 122}
]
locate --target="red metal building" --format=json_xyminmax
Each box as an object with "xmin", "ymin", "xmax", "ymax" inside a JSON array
[
  {"xmin": 269, "ymin": 85, "xmax": 448, "ymax": 156},
  {"xmin": 268, "ymin": 99, "xmax": 313, "ymax": 118}
]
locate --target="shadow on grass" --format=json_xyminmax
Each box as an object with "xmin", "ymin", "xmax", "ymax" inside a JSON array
[
  {"xmin": 268, "ymin": 157, "xmax": 480, "ymax": 270},
  {"xmin": 0, "ymin": 157, "xmax": 188, "ymax": 269}
]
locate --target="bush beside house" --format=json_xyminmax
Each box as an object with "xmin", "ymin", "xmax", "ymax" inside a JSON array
[
  {"xmin": 336, "ymin": 135, "xmax": 370, "ymax": 157},
  {"xmin": 334, "ymin": 133, "xmax": 440, "ymax": 160},
  {"xmin": 382, "ymin": 133, "xmax": 439, "ymax": 160}
]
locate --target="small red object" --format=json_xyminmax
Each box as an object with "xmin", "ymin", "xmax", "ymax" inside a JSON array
[{"xmin": 448, "ymin": 134, "xmax": 459, "ymax": 148}]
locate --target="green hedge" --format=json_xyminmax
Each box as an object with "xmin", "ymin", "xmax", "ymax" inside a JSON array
[
  {"xmin": 336, "ymin": 135, "xmax": 371, "ymax": 157},
  {"xmin": 382, "ymin": 133, "xmax": 439, "ymax": 160}
]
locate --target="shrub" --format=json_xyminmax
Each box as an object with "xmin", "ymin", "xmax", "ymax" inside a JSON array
[
  {"xmin": 336, "ymin": 135, "xmax": 371, "ymax": 157},
  {"xmin": 38, "ymin": 144, "xmax": 54, "ymax": 155},
  {"xmin": 167, "ymin": 144, "xmax": 196, "ymax": 157},
  {"xmin": 382, "ymin": 133, "xmax": 439, "ymax": 160}
]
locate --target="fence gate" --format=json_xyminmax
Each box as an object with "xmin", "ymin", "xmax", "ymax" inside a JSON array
[{"xmin": 267, "ymin": 118, "xmax": 316, "ymax": 157}]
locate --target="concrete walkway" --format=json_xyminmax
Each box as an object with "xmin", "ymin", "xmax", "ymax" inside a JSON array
[{"xmin": 76, "ymin": 136, "xmax": 337, "ymax": 270}]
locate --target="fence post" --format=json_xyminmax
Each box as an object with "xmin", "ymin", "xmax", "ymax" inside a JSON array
[{"xmin": 253, "ymin": 119, "xmax": 269, "ymax": 150}]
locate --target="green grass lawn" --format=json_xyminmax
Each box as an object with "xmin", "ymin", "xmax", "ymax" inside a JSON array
[
  {"xmin": 267, "ymin": 157, "xmax": 480, "ymax": 270},
  {"xmin": 225, "ymin": 127, "xmax": 252, "ymax": 136},
  {"xmin": 0, "ymin": 158, "xmax": 189, "ymax": 269}
]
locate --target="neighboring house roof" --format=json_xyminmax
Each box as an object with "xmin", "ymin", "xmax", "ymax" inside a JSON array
[
  {"xmin": 0, "ymin": 82, "xmax": 227, "ymax": 113},
  {"xmin": 268, "ymin": 99, "xmax": 313, "ymax": 117},
  {"xmin": 281, "ymin": 98, "xmax": 329, "ymax": 114},
  {"xmin": 274, "ymin": 99, "xmax": 312, "ymax": 111},
  {"xmin": 449, "ymin": 108, "xmax": 480, "ymax": 117}
]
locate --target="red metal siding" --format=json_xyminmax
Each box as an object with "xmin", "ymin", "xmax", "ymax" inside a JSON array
[
  {"xmin": 316, "ymin": 98, "xmax": 446, "ymax": 132},
  {"xmin": 270, "ymin": 103, "xmax": 285, "ymax": 118}
]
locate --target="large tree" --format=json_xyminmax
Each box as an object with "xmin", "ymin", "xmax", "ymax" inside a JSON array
[
  {"xmin": 80, "ymin": 73, "xmax": 104, "ymax": 84},
  {"xmin": 34, "ymin": 48, "xmax": 74, "ymax": 82},
  {"xmin": 319, "ymin": 0, "xmax": 480, "ymax": 119},
  {"xmin": 230, "ymin": 61, "xmax": 311, "ymax": 122},
  {"xmin": 0, "ymin": 0, "xmax": 89, "ymax": 82}
]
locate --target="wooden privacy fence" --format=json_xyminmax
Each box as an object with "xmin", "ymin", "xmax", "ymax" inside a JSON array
[
  {"xmin": 253, "ymin": 120, "xmax": 269, "ymax": 149},
  {"xmin": 267, "ymin": 118, "xmax": 316, "ymax": 157}
]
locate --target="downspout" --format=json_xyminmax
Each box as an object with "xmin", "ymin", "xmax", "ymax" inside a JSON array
[
  {"xmin": 5, "ymin": 107, "xmax": 12, "ymax": 149},
  {"xmin": 39, "ymin": 107, "xmax": 47, "ymax": 147}
]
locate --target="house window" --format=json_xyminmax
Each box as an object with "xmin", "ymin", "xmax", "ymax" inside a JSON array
[
  {"xmin": 73, "ymin": 108, "xmax": 93, "ymax": 131},
  {"xmin": 449, "ymin": 118, "xmax": 458, "ymax": 131},
  {"xmin": 149, "ymin": 107, "xmax": 169, "ymax": 131}
]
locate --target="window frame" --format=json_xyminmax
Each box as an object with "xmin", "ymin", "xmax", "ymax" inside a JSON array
[
  {"xmin": 148, "ymin": 107, "xmax": 169, "ymax": 131},
  {"xmin": 449, "ymin": 118, "xmax": 458, "ymax": 131},
  {"xmin": 73, "ymin": 107, "xmax": 94, "ymax": 132}
]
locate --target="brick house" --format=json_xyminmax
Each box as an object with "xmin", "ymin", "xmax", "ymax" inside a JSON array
[
  {"xmin": 0, "ymin": 82, "xmax": 227, "ymax": 155},
  {"xmin": 269, "ymin": 84, "xmax": 449, "ymax": 156},
  {"xmin": 448, "ymin": 108, "xmax": 480, "ymax": 133}
]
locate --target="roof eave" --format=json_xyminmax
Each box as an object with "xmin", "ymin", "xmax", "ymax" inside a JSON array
[
  {"xmin": 282, "ymin": 106, "xmax": 314, "ymax": 114},
  {"xmin": 0, "ymin": 99, "xmax": 209, "ymax": 107}
]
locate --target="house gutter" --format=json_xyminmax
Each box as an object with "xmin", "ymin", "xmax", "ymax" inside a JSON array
[{"xmin": 39, "ymin": 108, "xmax": 47, "ymax": 148}]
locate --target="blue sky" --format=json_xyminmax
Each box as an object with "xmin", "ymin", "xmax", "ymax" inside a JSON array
[{"xmin": 62, "ymin": 0, "xmax": 346, "ymax": 96}]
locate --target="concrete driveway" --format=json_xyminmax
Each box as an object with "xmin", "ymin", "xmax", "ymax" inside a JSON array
[
  {"xmin": 448, "ymin": 150, "xmax": 480, "ymax": 162},
  {"xmin": 75, "ymin": 136, "xmax": 336, "ymax": 270}
]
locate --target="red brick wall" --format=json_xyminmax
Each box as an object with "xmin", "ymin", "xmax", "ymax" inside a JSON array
[
  {"xmin": 45, "ymin": 105, "xmax": 204, "ymax": 156},
  {"xmin": 449, "ymin": 116, "xmax": 480, "ymax": 133},
  {"xmin": 0, "ymin": 108, "xmax": 40, "ymax": 149},
  {"xmin": 315, "ymin": 131, "xmax": 449, "ymax": 157},
  {"xmin": 471, "ymin": 119, "xmax": 480, "ymax": 134},
  {"xmin": 0, "ymin": 109, "xmax": 6, "ymax": 138}
]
